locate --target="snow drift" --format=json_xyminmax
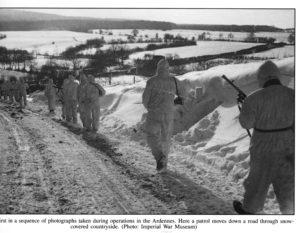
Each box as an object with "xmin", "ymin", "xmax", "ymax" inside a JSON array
[{"xmin": 99, "ymin": 57, "xmax": 294, "ymax": 181}]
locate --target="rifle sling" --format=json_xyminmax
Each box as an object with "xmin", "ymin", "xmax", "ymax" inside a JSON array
[
  {"xmin": 254, "ymin": 126, "xmax": 294, "ymax": 133},
  {"xmin": 172, "ymin": 77, "xmax": 180, "ymax": 96}
]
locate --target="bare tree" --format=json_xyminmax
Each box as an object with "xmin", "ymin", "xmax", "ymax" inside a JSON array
[
  {"xmin": 228, "ymin": 32, "xmax": 234, "ymax": 40},
  {"xmin": 219, "ymin": 33, "xmax": 224, "ymax": 40},
  {"xmin": 132, "ymin": 29, "xmax": 139, "ymax": 37},
  {"xmin": 288, "ymin": 33, "xmax": 295, "ymax": 44},
  {"xmin": 170, "ymin": 54, "xmax": 186, "ymax": 75}
]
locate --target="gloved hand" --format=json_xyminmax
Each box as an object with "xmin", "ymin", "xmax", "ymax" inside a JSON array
[{"xmin": 237, "ymin": 93, "xmax": 247, "ymax": 104}]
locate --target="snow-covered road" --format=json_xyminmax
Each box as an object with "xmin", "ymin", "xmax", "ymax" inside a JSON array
[
  {"xmin": 0, "ymin": 100, "xmax": 281, "ymax": 214},
  {"xmin": 0, "ymin": 103, "xmax": 168, "ymax": 214},
  {"xmin": 0, "ymin": 102, "xmax": 240, "ymax": 214}
]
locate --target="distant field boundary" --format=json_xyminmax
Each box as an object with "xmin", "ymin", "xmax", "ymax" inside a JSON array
[{"xmin": 168, "ymin": 42, "xmax": 287, "ymax": 66}]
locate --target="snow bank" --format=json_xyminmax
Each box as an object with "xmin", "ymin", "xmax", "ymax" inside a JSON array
[
  {"xmin": 173, "ymin": 105, "xmax": 250, "ymax": 181},
  {"xmin": 172, "ymin": 57, "xmax": 294, "ymax": 180},
  {"xmin": 181, "ymin": 57, "xmax": 294, "ymax": 104},
  {"xmin": 101, "ymin": 81, "xmax": 147, "ymax": 128},
  {"xmin": 98, "ymin": 75, "xmax": 145, "ymax": 87},
  {"xmin": 28, "ymin": 91, "xmax": 48, "ymax": 103},
  {"xmin": 172, "ymin": 57, "xmax": 294, "ymax": 132},
  {"xmin": 99, "ymin": 57, "xmax": 294, "ymax": 181},
  {"xmin": 0, "ymin": 69, "xmax": 29, "ymax": 80}
]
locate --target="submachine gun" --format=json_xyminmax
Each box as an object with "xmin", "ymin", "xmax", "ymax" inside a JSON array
[{"xmin": 221, "ymin": 75, "xmax": 251, "ymax": 138}]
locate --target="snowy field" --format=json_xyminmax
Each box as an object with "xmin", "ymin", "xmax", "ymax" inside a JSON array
[
  {"xmin": 129, "ymin": 41, "xmax": 261, "ymax": 59},
  {"xmin": 0, "ymin": 31, "xmax": 127, "ymax": 55},
  {"xmin": 0, "ymin": 30, "xmax": 291, "ymax": 56},
  {"xmin": 107, "ymin": 29, "xmax": 291, "ymax": 43},
  {"xmin": 246, "ymin": 45, "xmax": 294, "ymax": 58}
]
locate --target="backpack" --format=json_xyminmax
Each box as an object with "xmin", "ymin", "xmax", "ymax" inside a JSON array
[{"xmin": 90, "ymin": 82, "xmax": 104, "ymax": 97}]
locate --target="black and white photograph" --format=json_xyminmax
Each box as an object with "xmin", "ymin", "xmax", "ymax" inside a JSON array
[{"xmin": 0, "ymin": 2, "xmax": 297, "ymax": 231}]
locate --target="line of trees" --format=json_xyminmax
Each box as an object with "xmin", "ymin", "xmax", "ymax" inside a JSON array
[
  {"xmin": 86, "ymin": 39, "xmax": 198, "ymax": 72},
  {"xmin": 0, "ymin": 19, "xmax": 176, "ymax": 32},
  {"xmin": 59, "ymin": 37, "xmax": 198, "ymax": 73},
  {"xmin": 0, "ymin": 33, "xmax": 6, "ymax": 39},
  {"xmin": 146, "ymin": 40, "xmax": 196, "ymax": 50},
  {"xmin": 0, "ymin": 46, "xmax": 34, "ymax": 71},
  {"xmin": 288, "ymin": 33, "xmax": 295, "ymax": 44},
  {"xmin": 61, "ymin": 38, "xmax": 106, "ymax": 58}
]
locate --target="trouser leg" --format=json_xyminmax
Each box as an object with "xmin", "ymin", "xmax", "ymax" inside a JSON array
[
  {"xmin": 62, "ymin": 102, "xmax": 66, "ymax": 119},
  {"xmin": 85, "ymin": 105, "xmax": 93, "ymax": 131},
  {"xmin": 52, "ymin": 96, "xmax": 56, "ymax": 111},
  {"xmin": 79, "ymin": 104, "xmax": 86, "ymax": 128},
  {"xmin": 160, "ymin": 115, "xmax": 173, "ymax": 168},
  {"xmin": 65, "ymin": 100, "xmax": 72, "ymax": 122},
  {"xmin": 71, "ymin": 100, "xmax": 77, "ymax": 123},
  {"xmin": 48, "ymin": 96, "xmax": 55, "ymax": 112},
  {"xmin": 146, "ymin": 117, "xmax": 163, "ymax": 163},
  {"xmin": 24, "ymin": 94, "xmax": 27, "ymax": 106},
  {"xmin": 9, "ymin": 91, "xmax": 14, "ymax": 103},
  {"xmin": 243, "ymin": 151, "xmax": 274, "ymax": 213},
  {"xmin": 19, "ymin": 96, "xmax": 24, "ymax": 109},
  {"xmin": 14, "ymin": 91, "xmax": 19, "ymax": 104},
  {"xmin": 273, "ymin": 152, "xmax": 295, "ymax": 214},
  {"xmin": 92, "ymin": 104, "xmax": 100, "ymax": 131}
]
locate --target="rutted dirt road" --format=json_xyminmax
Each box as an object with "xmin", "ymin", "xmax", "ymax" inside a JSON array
[
  {"xmin": 0, "ymin": 102, "xmax": 240, "ymax": 214},
  {"xmin": 0, "ymin": 103, "xmax": 168, "ymax": 214}
]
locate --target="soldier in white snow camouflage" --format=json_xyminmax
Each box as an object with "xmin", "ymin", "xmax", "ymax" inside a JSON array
[
  {"xmin": 234, "ymin": 60, "xmax": 294, "ymax": 214},
  {"xmin": 142, "ymin": 59, "xmax": 185, "ymax": 173},
  {"xmin": 64, "ymin": 74, "xmax": 79, "ymax": 123},
  {"xmin": 84, "ymin": 74, "xmax": 106, "ymax": 132},
  {"xmin": 44, "ymin": 78, "xmax": 56, "ymax": 113}
]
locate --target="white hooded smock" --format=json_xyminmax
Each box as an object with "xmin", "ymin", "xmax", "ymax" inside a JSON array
[{"xmin": 239, "ymin": 60, "xmax": 294, "ymax": 214}]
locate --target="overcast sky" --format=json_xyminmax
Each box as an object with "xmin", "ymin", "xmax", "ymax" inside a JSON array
[{"xmin": 20, "ymin": 9, "xmax": 294, "ymax": 29}]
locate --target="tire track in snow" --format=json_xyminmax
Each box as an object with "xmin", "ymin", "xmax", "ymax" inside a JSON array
[
  {"xmin": 0, "ymin": 111, "xmax": 55, "ymax": 213},
  {"xmin": 18, "ymin": 113, "xmax": 152, "ymax": 214}
]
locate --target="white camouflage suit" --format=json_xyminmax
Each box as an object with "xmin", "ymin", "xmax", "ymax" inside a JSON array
[
  {"xmin": 61, "ymin": 78, "xmax": 70, "ymax": 119},
  {"xmin": 77, "ymin": 74, "xmax": 88, "ymax": 128},
  {"xmin": 18, "ymin": 77, "xmax": 29, "ymax": 108},
  {"xmin": 239, "ymin": 60, "xmax": 294, "ymax": 214},
  {"xmin": 142, "ymin": 59, "xmax": 184, "ymax": 171},
  {"xmin": 84, "ymin": 75, "xmax": 106, "ymax": 132},
  {"xmin": 44, "ymin": 78, "xmax": 56, "ymax": 112},
  {"xmin": 64, "ymin": 75, "xmax": 79, "ymax": 123}
]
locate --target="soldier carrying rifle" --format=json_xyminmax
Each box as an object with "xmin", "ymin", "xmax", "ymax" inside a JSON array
[{"xmin": 223, "ymin": 61, "xmax": 294, "ymax": 214}]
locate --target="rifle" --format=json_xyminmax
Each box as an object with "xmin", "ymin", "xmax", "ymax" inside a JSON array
[
  {"xmin": 54, "ymin": 85, "xmax": 63, "ymax": 95},
  {"xmin": 221, "ymin": 75, "xmax": 251, "ymax": 138}
]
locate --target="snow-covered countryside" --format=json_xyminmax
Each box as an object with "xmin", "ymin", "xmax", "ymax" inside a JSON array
[{"xmin": 0, "ymin": 8, "xmax": 295, "ymax": 218}]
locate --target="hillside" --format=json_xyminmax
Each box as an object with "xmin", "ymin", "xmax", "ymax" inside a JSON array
[
  {"xmin": 177, "ymin": 24, "xmax": 283, "ymax": 32},
  {"xmin": 0, "ymin": 9, "xmax": 176, "ymax": 31},
  {"xmin": 0, "ymin": 9, "xmax": 68, "ymax": 21},
  {"xmin": 0, "ymin": 9, "xmax": 284, "ymax": 32}
]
